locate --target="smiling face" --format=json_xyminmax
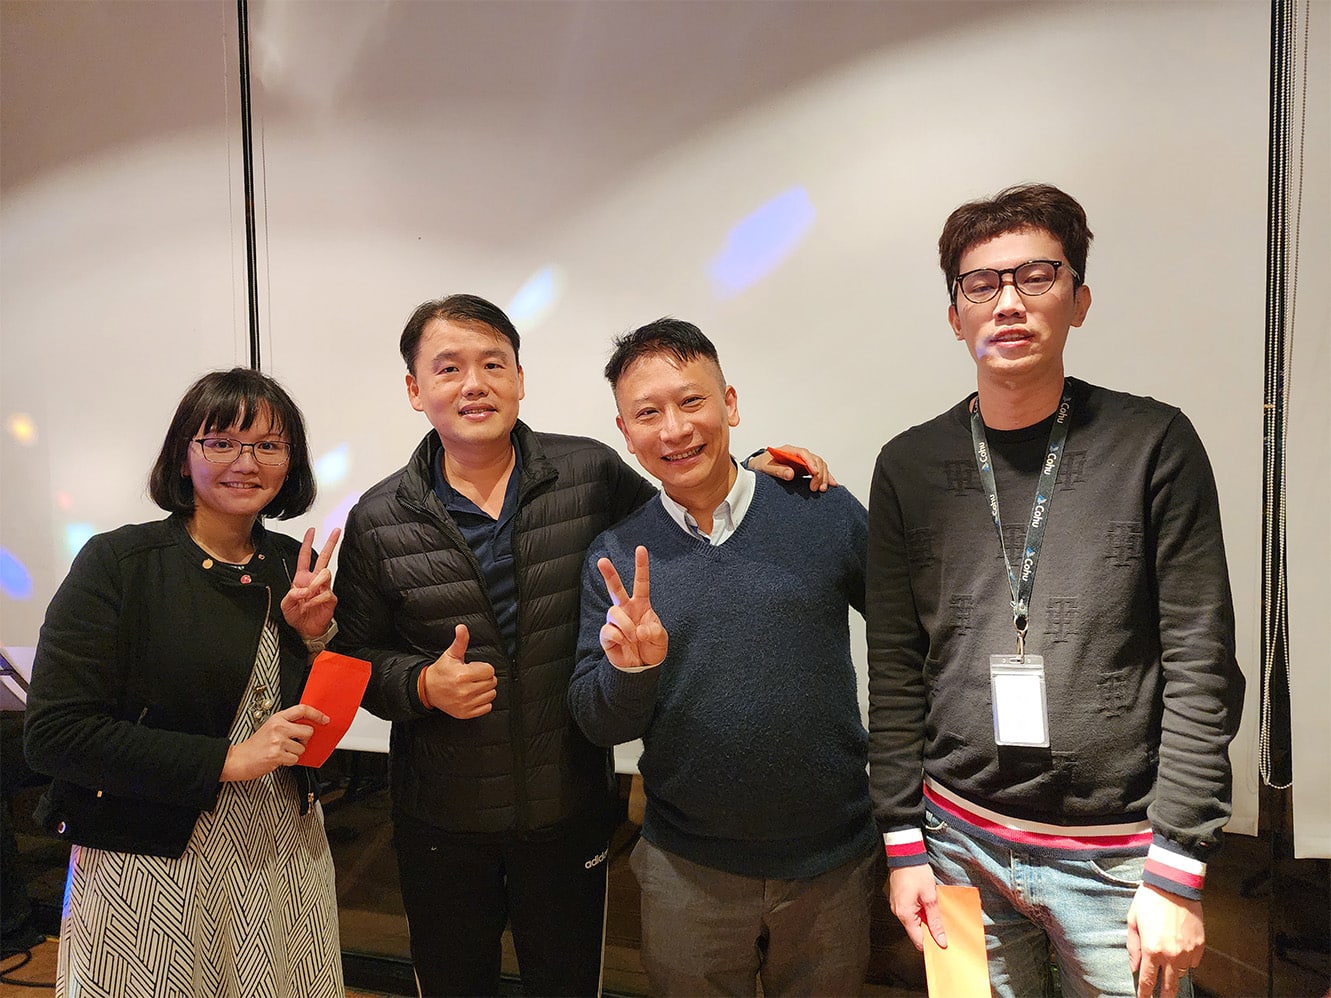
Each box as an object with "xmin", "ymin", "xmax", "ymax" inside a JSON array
[
  {"xmin": 406, "ymin": 317, "xmax": 525, "ymax": 457},
  {"xmin": 948, "ymin": 226, "xmax": 1092, "ymax": 393},
  {"xmin": 182, "ymin": 408, "xmax": 289, "ymax": 531},
  {"xmin": 613, "ymin": 351, "xmax": 740, "ymax": 517}
]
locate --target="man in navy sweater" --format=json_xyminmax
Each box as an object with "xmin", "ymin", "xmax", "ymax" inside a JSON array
[
  {"xmin": 868, "ymin": 184, "xmax": 1244, "ymax": 998},
  {"xmin": 334, "ymin": 296, "xmax": 832, "ymax": 997},
  {"xmin": 568, "ymin": 318, "xmax": 880, "ymax": 996}
]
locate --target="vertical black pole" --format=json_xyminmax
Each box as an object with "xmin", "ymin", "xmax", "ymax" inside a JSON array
[
  {"xmin": 236, "ymin": 0, "xmax": 262, "ymax": 370},
  {"xmin": 1262, "ymin": 1, "xmax": 1293, "ymax": 994}
]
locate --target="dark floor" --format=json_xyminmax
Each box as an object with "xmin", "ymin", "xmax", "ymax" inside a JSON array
[{"xmin": 5, "ymin": 751, "xmax": 1329, "ymax": 997}]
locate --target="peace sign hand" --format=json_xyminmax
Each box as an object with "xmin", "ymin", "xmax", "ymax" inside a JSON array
[
  {"xmin": 597, "ymin": 546, "xmax": 669, "ymax": 671},
  {"xmin": 281, "ymin": 527, "xmax": 340, "ymax": 641}
]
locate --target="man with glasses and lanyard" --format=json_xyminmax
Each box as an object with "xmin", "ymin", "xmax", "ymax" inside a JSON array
[{"xmin": 867, "ymin": 184, "xmax": 1243, "ymax": 998}]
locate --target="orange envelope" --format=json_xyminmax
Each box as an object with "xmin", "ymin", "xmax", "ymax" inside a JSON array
[
  {"xmin": 298, "ymin": 650, "xmax": 372, "ymax": 769},
  {"xmin": 923, "ymin": 884, "xmax": 991, "ymax": 998}
]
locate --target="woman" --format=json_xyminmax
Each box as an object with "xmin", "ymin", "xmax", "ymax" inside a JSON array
[{"xmin": 24, "ymin": 368, "xmax": 345, "ymax": 997}]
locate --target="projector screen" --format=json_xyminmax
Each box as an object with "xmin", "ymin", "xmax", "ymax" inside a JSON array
[{"xmin": 7, "ymin": 0, "xmax": 1319, "ymax": 848}]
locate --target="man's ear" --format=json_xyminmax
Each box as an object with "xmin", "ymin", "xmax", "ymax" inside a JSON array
[
  {"xmin": 725, "ymin": 385, "xmax": 740, "ymax": 428},
  {"xmin": 1071, "ymin": 284, "xmax": 1093, "ymax": 328},
  {"xmin": 406, "ymin": 372, "xmax": 424, "ymax": 412},
  {"xmin": 615, "ymin": 414, "xmax": 636, "ymax": 455},
  {"xmin": 948, "ymin": 303, "xmax": 963, "ymax": 340}
]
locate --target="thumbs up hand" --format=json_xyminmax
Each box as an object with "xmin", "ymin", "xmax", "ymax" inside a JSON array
[
  {"xmin": 420, "ymin": 624, "xmax": 498, "ymax": 719},
  {"xmin": 597, "ymin": 546, "xmax": 669, "ymax": 672}
]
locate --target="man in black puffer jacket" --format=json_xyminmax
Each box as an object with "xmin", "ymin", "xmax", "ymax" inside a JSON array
[{"xmin": 335, "ymin": 294, "xmax": 829, "ymax": 996}]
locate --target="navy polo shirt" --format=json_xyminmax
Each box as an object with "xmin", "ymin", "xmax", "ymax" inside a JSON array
[{"xmin": 432, "ymin": 438, "xmax": 523, "ymax": 661}]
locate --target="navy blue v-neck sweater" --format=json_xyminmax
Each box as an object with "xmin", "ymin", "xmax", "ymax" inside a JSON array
[{"xmin": 569, "ymin": 474, "xmax": 877, "ymax": 880}]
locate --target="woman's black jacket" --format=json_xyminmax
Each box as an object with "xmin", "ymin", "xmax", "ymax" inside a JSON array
[{"xmin": 24, "ymin": 515, "xmax": 318, "ymax": 858}]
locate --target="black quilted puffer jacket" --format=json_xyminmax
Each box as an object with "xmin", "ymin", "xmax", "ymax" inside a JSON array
[{"xmin": 333, "ymin": 421, "xmax": 656, "ymax": 837}]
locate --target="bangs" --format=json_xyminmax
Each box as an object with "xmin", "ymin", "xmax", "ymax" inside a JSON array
[{"xmin": 200, "ymin": 398, "xmax": 285, "ymax": 438}]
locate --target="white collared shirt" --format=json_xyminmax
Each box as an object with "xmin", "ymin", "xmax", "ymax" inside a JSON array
[
  {"xmin": 618, "ymin": 461, "xmax": 756, "ymax": 673},
  {"xmin": 658, "ymin": 459, "xmax": 756, "ymax": 546}
]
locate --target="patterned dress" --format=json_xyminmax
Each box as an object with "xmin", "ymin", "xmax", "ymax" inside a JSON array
[{"xmin": 55, "ymin": 617, "xmax": 344, "ymax": 998}]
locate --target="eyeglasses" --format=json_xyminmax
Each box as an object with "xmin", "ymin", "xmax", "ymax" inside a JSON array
[
  {"xmin": 953, "ymin": 259, "xmax": 1078, "ymax": 305},
  {"xmin": 193, "ymin": 436, "xmax": 291, "ymax": 466}
]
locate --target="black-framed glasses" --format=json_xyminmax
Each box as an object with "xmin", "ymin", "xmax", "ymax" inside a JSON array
[
  {"xmin": 193, "ymin": 436, "xmax": 291, "ymax": 466},
  {"xmin": 953, "ymin": 259, "xmax": 1078, "ymax": 305}
]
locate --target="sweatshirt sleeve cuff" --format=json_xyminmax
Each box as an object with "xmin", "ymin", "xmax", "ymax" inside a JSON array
[
  {"xmin": 883, "ymin": 828, "xmax": 929, "ymax": 868},
  {"xmin": 1142, "ymin": 839, "xmax": 1206, "ymax": 901}
]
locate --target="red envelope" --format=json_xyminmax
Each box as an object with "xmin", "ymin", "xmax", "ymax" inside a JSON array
[{"xmin": 298, "ymin": 650, "xmax": 372, "ymax": 768}]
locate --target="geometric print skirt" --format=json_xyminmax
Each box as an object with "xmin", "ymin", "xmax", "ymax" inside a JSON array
[{"xmin": 56, "ymin": 620, "xmax": 344, "ymax": 997}]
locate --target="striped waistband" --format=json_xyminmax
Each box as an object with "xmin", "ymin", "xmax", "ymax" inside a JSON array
[
  {"xmin": 919, "ymin": 778, "xmax": 1206, "ymax": 897},
  {"xmin": 923, "ymin": 777, "xmax": 1153, "ymax": 852}
]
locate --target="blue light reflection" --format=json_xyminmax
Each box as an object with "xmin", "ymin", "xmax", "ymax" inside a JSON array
[
  {"xmin": 315, "ymin": 444, "xmax": 349, "ymax": 489},
  {"xmin": 65, "ymin": 523, "xmax": 96, "ymax": 560},
  {"xmin": 507, "ymin": 266, "xmax": 563, "ymax": 329},
  {"xmin": 708, "ymin": 188, "xmax": 816, "ymax": 299},
  {"xmin": 0, "ymin": 547, "xmax": 33, "ymax": 600}
]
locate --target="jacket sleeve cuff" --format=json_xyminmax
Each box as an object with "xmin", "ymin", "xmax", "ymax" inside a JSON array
[
  {"xmin": 1142, "ymin": 838, "xmax": 1206, "ymax": 901},
  {"xmin": 883, "ymin": 828, "xmax": 929, "ymax": 868},
  {"xmin": 204, "ymin": 738, "xmax": 231, "ymax": 808}
]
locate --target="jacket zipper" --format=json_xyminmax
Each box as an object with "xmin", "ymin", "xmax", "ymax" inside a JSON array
[
  {"xmin": 509, "ymin": 505, "xmax": 528, "ymax": 833},
  {"xmin": 403, "ymin": 438, "xmax": 557, "ymax": 834}
]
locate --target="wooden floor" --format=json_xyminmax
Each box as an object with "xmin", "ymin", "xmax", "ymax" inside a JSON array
[
  {"xmin": 0, "ymin": 937, "xmax": 918, "ymax": 998},
  {"xmin": 7, "ymin": 775, "xmax": 1326, "ymax": 997},
  {"xmin": 0, "ymin": 938, "xmax": 391, "ymax": 998},
  {"xmin": 0, "ymin": 939, "xmax": 55, "ymax": 997}
]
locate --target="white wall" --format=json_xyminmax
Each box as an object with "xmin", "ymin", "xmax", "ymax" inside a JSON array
[
  {"xmin": 1, "ymin": 0, "xmax": 248, "ymax": 643},
  {"xmin": 2, "ymin": 0, "xmax": 1302, "ymax": 843},
  {"xmin": 246, "ymin": 0, "xmax": 1271, "ymax": 837}
]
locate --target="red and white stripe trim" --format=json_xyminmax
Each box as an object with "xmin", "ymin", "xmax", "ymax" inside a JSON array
[
  {"xmin": 882, "ymin": 828, "xmax": 927, "ymax": 860},
  {"xmin": 923, "ymin": 777, "xmax": 1153, "ymax": 852},
  {"xmin": 1143, "ymin": 844, "xmax": 1207, "ymax": 893}
]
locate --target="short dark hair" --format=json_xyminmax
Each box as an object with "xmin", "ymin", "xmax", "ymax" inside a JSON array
[
  {"xmin": 148, "ymin": 367, "xmax": 317, "ymax": 520},
  {"xmin": 938, "ymin": 183, "xmax": 1094, "ymax": 299},
  {"xmin": 399, "ymin": 294, "xmax": 521, "ymax": 374},
  {"xmin": 604, "ymin": 317, "xmax": 725, "ymax": 390}
]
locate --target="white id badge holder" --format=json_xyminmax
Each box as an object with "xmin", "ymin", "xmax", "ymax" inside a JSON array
[{"xmin": 990, "ymin": 654, "xmax": 1050, "ymax": 748}]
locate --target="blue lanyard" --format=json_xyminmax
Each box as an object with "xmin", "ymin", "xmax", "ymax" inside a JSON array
[{"xmin": 969, "ymin": 386, "xmax": 1075, "ymax": 655}]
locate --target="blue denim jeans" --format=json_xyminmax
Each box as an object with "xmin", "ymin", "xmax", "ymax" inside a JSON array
[{"xmin": 924, "ymin": 808, "xmax": 1194, "ymax": 998}]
